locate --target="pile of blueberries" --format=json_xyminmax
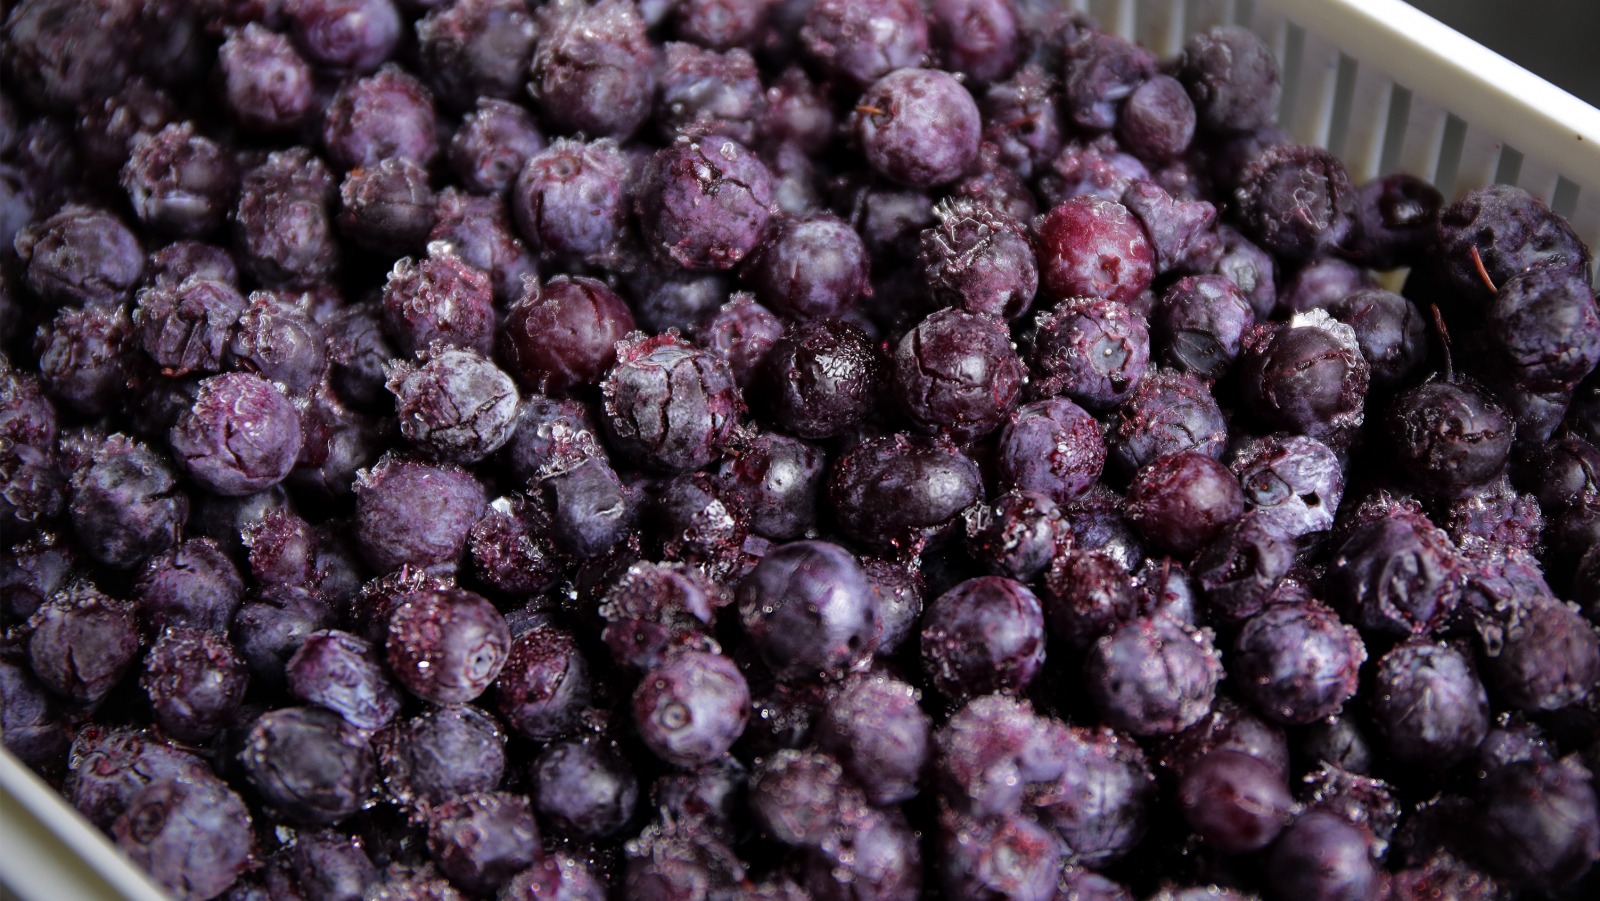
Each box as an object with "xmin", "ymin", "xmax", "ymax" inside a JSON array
[{"xmin": 3, "ymin": 0, "xmax": 1600, "ymax": 899}]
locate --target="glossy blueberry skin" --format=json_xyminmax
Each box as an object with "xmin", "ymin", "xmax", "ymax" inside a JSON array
[
  {"xmin": 632, "ymin": 650, "xmax": 750, "ymax": 768},
  {"xmin": 965, "ymin": 490, "xmax": 1070, "ymax": 583},
  {"xmin": 170, "ymin": 373, "xmax": 303, "ymax": 497},
  {"xmin": 1240, "ymin": 315, "xmax": 1370, "ymax": 443},
  {"xmin": 530, "ymin": 0, "xmax": 659, "ymax": 140},
  {"xmin": 639, "ymin": 137, "xmax": 774, "ymax": 271},
  {"xmin": 829, "ymin": 434, "xmax": 983, "ymax": 550},
  {"xmin": 374, "ymin": 705, "xmax": 507, "ymax": 811},
  {"xmin": 512, "ymin": 137, "xmax": 631, "ymax": 268},
  {"xmin": 112, "ymin": 776, "xmax": 255, "ymax": 901},
  {"xmin": 1192, "ymin": 514, "xmax": 1296, "ymax": 624},
  {"xmin": 1387, "ymin": 381, "xmax": 1513, "ymax": 499},
  {"xmin": 600, "ymin": 334, "xmax": 742, "ymax": 473},
  {"xmin": 750, "ymin": 748, "xmax": 866, "ymax": 849},
  {"xmin": 239, "ymin": 706, "xmax": 376, "ymax": 826},
  {"xmin": 1231, "ymin": 602, "xmax": 1366, "ymax": 725},
  {"xmin": 922, "ymin": 576, "xmax": 1047, "ymax": 701},
  {"xmin": 1177, "ymin": 749, "xmax": 1294, "ymax": 854},
  {"xmin": 386, "ymin": 587, "xmax": 510, "ymax": 705},
  {"xmin": 757, "ymin": 317, "xmax": 884, "ymax": 440},
  {"xmin": 541, "ymin": 455, "xmax": 636, "ymax": 559},
  {"xmin": 1087, "ymin": 616, "xmax": 1222, "ymax": 736},
  {"xmin": 854, "ymin": 68, "xmax": 981, "ymax": 189},
  {"xmin": 502, "ymin": 276, "xmax": 635, "ymax": 396},
  {"xmin": 1028, "ymin": 296, "xmax": 1150, "ymax": 409},
  {"xmin": 1264, "ymin": 811, "xmax": 1379, "ymax": 901},
  {"xmin": 69, "ymin": 435, "xmax": 187, "ymax": 570},
  {"xmin": 1125, "ymin": 451, "xmax": 1245, "ymax": 557},
  {"xmin": 714, "ymin": 432, "xmax": 825, "ymax": 541},
  {"xmin": 1153, "ymin": 275, "xmax": 1255, "ymax": 379},
  {"xmin": 1036, "ymin": 196, "xmax": 1155, "ymax": 305},
  {"xmin": 534, "ymin": 737, "xmax": 639, "ymax": 840},
  {"xmin": 737, "ymin": 540, "xmax": 876, "ymax": 681},
  {"xmin": 426, "ymin": 791, "xmax": 541, "ymax": 896},
  {"xmin": 141, "ymin": 627, "xmax": 249, "ymax": 743}
]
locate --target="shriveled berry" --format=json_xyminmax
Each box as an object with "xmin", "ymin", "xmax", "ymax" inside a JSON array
[{"xmin": 386, "ymin": 587, "xmax": 510, "ymax": 705}]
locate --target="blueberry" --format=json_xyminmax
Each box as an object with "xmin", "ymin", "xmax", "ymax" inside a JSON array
[
  {"xmin": 928, "ymin": 0, "xmax": 1021, "ymax": 83},
  {"xmin": 219, "ymin": 24, "xmax": 315, "ymax": 133},
  {"xmin": 1177, "ymin": 749, "xmax": 1293, "ymax": 854},
  {"xmin": 502, "ymin": 275, "xmax": 636, "ymax": 395},
  {"xmin": 750, "ymin": 748, "xmax": 867, "ymax": 848},
  {"xmin": 1264, "ymin": 811, "xmax": 1379, "ymax": 901},
  {"xmin": 386, "ymin": 587, "xmax": 510, "ymax": 705},
  {"xmin": 2, "ymin": 0, "xmax": 135, "ymax": 112},
  {"xmin": 1239, "ymin": 312, "xmax": 1369, "ymax": 443},
  {"xmin": 511, "ymin": 137, "xmax": 632, "ymax": 269},
  {"xmin": 226, "ymin": 293, "xmax": 328, "ymax": 396},
  {"xmin": 655, "ymin": 42, "xmax": 766, "ymax": 145},
  {"xmin": 1228, "ymin": 434, "xmax": 1344, "ymax": 541},
  {"xmin": 530, "ymin": 0, "xmax": 659, "ymax": 140},
  {"xmin": 15, "ymin": 204, "xmax": 145, "ymax": 309},
  {"xmin": 239, "ymin": 706, "xmax": 376, "ymax": 826},
  {"xmin": 0, "ymin": 657, "xmax": 67, "ymax": 772},
  {"xmin": 996, "ymin": 398, "xmax": 1106, "ymax": 504},
  {"xmin": 121, "ymin": 122, "xmax": 238, "ymax": 240},
  {"xmin": 381, "ymin": 250, "xmax": 496, "ymax": 357},
  {"xmin": 495, "ymin": 625, "xmax": 591, "ymax": 740},
  {"xmin": 1234, "ymin": 144, "xmax": 1356, "ymax": 263},
  {"xmin": 624, "ymin": 821, "xmax": 745, "ymax": 900},
  {"xmin": 737, "ymin": 540, "xmax": 874, "ymax": 681},
  {"xmin": 1109, "ymin": 367, "xmax": 1228, "ymax": 474},
  {"xmin": 1473, "ymin": 758, "xmax": 1600, "ymax": 891},
  {"xmin": 283, "ymin": 0, "xmax": 402, "ymax": 74},
  {"xmin": 600, "ymin": 333, "xmax": 742, "ymax": 472},
  {"xmin": 428, "ymin": 189, "xmax": 539, "ymax": 305},
  {"xmin": 286, "ymin": 630, "xmax": 401, "ymax": 731},
  {"xmin": 1348, "ymin": 173, "xmax": 1443, "ymax": 270},
  {"xmin": 1192, "ymin": 514, "xmax": 1297, "ymax": 624},
  {"xmin": 1433, "ymin": 184, "xmax": 1592, "ymax": 312},
  {"xmin": 25, "ymin": 582, "xmax": 138, "ymax": 704},
  {"xmin": 354, "ymin": 454, "xmax": 487, "ymax": 574},
  {"xmin": 939, "ymin": 811, "xmax": 1067, "ymax": 901},
  {"xmin": 1487, "ymin": 262, "xmax": 1600, "ymax": 392},
  {"xmin": 425, "ymin": 791, "xmax": 541, "ymax": 896},
  {"xmin": 744, "ymin": 214, "xmax": 869, "ymax": 321},
  {"xmin": 1231, "ymin": 601, "xmax": 1366, "ymax": 725},
  {"xmin": 922, "ymin": 575, "xmax": 1047, "ymax": 700},
  {"xmin": 416, "ymin": 0, "xmax": 539, "ymax": 111},
  {"xmin": 638, "ymin": 137, "xmax": 774, "ymax": 271},
  {"xmin": 1043, "ymin": 724, "xmax": 1157, "ymax": 866},
  {"xmin": 34, "ymin": 302, "xmax": 137, "ymax": 416},
  {"xmin": 829, "ymin": 434, "xmax": 982, "ymax": 550},
  {"xmin": 534, "ymin": 736, "xmax": 639, "ymax": 840},
  {"xmin": 142, "ymin": 627, "xmax": 250, "ymax": 743},
  {"xmin": 1387, "ymin": 380, "xmax": 1513, "ymax": 499},
  {"xmin": 387, "ymin": 347, "xmax": 519, "ymax": 465},
  {"xmin": 500, "ymin": 853, "xmax": 605, "ymax": 901},
  {"xmin": 374, "ymin": 705, "xmax": 507, "ymax": 811},
  {"xmin": 1480, "ymin": 594, "xmax": 1600, "ymax": 713},
  {"xmin": 855, "ymin": 68, "xmax": 981, "ymax": 189},
  {"xmin": 66, "ymin": 727, "xmax": 214, "ymax": 830},
  {"xmin": 814, "ymin": 673, "xmax": 930, "ymax": 806},
  {"xmin": 540, "ymin": 455, "xmax": 637, "ymax": 559},
  {"xmin": 1125, "ymin": 451, "xmax": 1245, "ymax": 557},
  {"xmin": 1086, "ymin": 616, "xmax": 1222, "ymax": 736},
  {"xmin": 1062, "ymin": 30, "xmax": 1156, "ymax": 132},
  {"xmin": 286, "ymin": 830, "xmax": 378, "ymax": 901},
  {"xmin": 69, "ymin": 434, "xmax": 187, "ymax": 570},
  {"xmin": 801, "ymin": 0, "xmax": 929, "ymax": 86},
  {"xmin": 757, "ymin": 317, "xmax": 885, "ymax": 440},
  {"xmin": 894, "ymin": 307, "xmax": 1025, "ymax": 440},
  {"xmin": 112, "ymin": 776, "xmax": 255, "ymax": 901},
  {"xmin": 337, "ymin": 157, "xmax": 436, "ymax": 253},
  {"xmin": 1178, "ymin": 26, "xmax": 1282, "ymax": 134},
  {"xmin": 231, "ymin": 148, "xmax": 339, "ymax": 289},
  {"xmin": 1371, "ymin": 639, "xmax": 1489, "ymax": 767},
  {"xmin": 632, "ymin": 650, "xmax": 750, "ymax": 768},
  {"xmin": 1152, "ymin": 274, "xmax": 1254, "ymax": 379}
]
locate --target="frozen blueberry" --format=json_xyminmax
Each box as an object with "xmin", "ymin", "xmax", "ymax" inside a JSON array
[
  {"xmin": 1234, "ymin": 144, "xmax": 1356, "ymax": 263},
  {"xmin": 1387, "ymin": 380, "xmax": 1513, "ymax": 499},
  {"xmin": 386, "ymin": 587, "xmax": 510, "ymax": 705},
  {"xmin": 387, "ymin": 347, "xmax": 519, "ymax": 465},
  {"xmin": 1191, "ymin": 514, "xmax": 1297, "ymax": 624},
  {"xmin": 638, "ymin": 137, "xmax": 774, "ymax": 271},
  {"xmin": 534, "ymin": 736, "xmax": 639, "ymax": 840},
  {"xmin": 540, "ymin": 455, "xmax": 636, "ymax": 559},
  {"xmin": 287, "ymin": 630, "xmax": 401, "ymax": 731},
  {"xmin": 757, "ymin": 317, "xmax": 884, "ymax": 440},
  {"xmin": 2, "ymin": 0, "xmax": 135, "ymax": 112},
  {"xmin": 494, "ymin": 624, "xmax": 591, "ymax": 740},
  {"xmin": 1177, "ymin": 26, "xmax": 1282, "ymax": 134},
  {"xmin": 654, "ymin": 42, "xmax": 765, "ymax": 145},
  {"xmin": 1228, "ymin": 434, "xmax": 1343, "ymax": 541},
  {"xmin": 737, "ymin": 540, "xmax": 876, "ymax": 681},
  {"xmin": 854, "ymin": 68, "xmax": 981, "ymax": 189},
  {"xmin": 428, "ymin": 189, "xmax": 539, "ymax": 304},
  {"xmin": 1239, "ymin": 312, "xmax": 1369, "ymax": 443},
  {"xmin": 511, "ymin": 137, "xmax": 631, "ymax": 269},
  {"xmin": 0, "ymin": 657, "xmax": 67, "ymax": 772},
  {"xmin": 918, "ymin": 198, "xmax": 1038, "ymax": 320},
  {"xmin": 1473, "ymin": 758, "xmax": 1600, "ymax": 891},
  {"xmin": 1264, "ymin": 811, "xmax": 1379, "ymax": 901},
  {"xmin": 1371, "ymin": 639, "xmax": 1489, "ymax": 767},
  {"xmin": 121, "ymin": 122, "xmax": 237, "ymax": 240},
  {"xmin": 426, "ymin": 791, "xmax": 541, "ymax": 896},
  {"xmin": 231, "ymin": 148, "xmax": 339, "ymax": 289},
  {"xmin": 814, "ymin": 673, "xmax": 930, "ymax": 806},
  {"xmin": 829, "ymin": 434, "xmax": 983, "ymax": 550},
  {"xmin": 374, "ymin": 705, "xmax": 507, "ymax": 811},
  {"xmin": 282, "ymin": 0, "xmax": 401, "ymax": 73},
  {"xmin": 1177, "ymin": 749, "xmax": 1293, "ymax": 854},
  {"xmin": 922, "ymin": 576, "xmax": 1046, "ymax": 700},
  {"xmin": 240, "ymin": 706, "xmax": 375, "ymax": 826},
  {"xmin": 169, "ymin": 373, "xmax": 302, "ymax": 496},
  {"xmin": 502, "ymin": 275, "xmax": 635, "ymax": 395},
  {"xmin": 928, "ymin": 0, "xmax": 1020, "ymax": 82},
  {"xmin": 1153, "ymin": 275, "xmax": 1254, "ymax": 379},
  {"xmin": 226, "ymin": 293, "xmax": 328, "ymax": 396},
  {"xmin": 1109, "ymin": 367, "xmax": 1228, "ymax": 473},
  {"xmin": 1328, "ymin": 508, "xmax": 1465, "ymax": 637},
  {"xmin": 141, "ymin": 627, "xmax": 249, "ymax": 743},
  {"xmin": 750, "ymin": 748, "xmax": 867, "ymax": 848},
  {"xmin": 15, "ymin": 204, "xmax": 145, "ymax": 309},
  {"xmin": 801, "ymin": 0, "xmax": 929, "ymax": 86},
  {"xmin": 354, "ymin": 455, "xmax": 487, "ymax": 574},
  {"xmin": 69, "ymin": 434, "xmax": 187, "ymax": 570},
  {"xmin": 939, "ymin": 811, "xmax": 1067, "ymax": 900},
  {"xmin": 894, "ymin": 307, "xmax": 1024, "ymax": 440},
  {"xmin": 66, "ymin": 727, "xmax": 214, "ymax": 830},
  {"xmin": 1125, "ymin": 451, "xmax": 1245, "ymax": 557},
  {"xmin": 1433, "ymin": 184, "xmax": 1592, "ymax": 312},
  {"xmin": 1487, "ymin": 262, "xmax": 1600, "ymax": 392},
  {"xmin": 744, "ymin": 214, "xmax": 868, "ymax": 321},
  {"xmin": 1087, "ymin": 616, "xmax": 1222, "ymax": 736},
  {"xmin": 219, "ymin": 23, "xmax": 315, "ymax": 133},
  {"xmin": 27, "ymin": 583, "xmax": 140, "ymax": 703},
  {"xmin": 1062, "ymin": 30, "xmax": 1156, "ymax": 132},
  {"xmin": 964, "ymin": 490, "xmax": 1071, "ymax": 583},
  {"xmin": 337, "ymin": 157, "xmax": 436, "ymax": 253},
  {"xmin": 381, "ymin": 251, "xmax": 496, "ymax": 357},
  {"xmin": 416, "ymin": 0, "xmax": 539, "ymax": 111},
  {"xmin": 1036, "ymin": 196, "xmax": 1155, "ymax": 305},
  {"xmin": 1481, "ymin": 594, "xmax": 1600, "ymax": 713},
  {"xmin": 530, "ymin": 0, "xmax": 659, "ymax": 140},
  {"xmin": 996, "ymin": 398, "xmax": 1106, "ymax": 505},
  {"xmin": 1231, "ymin": 602, "xmax": 1366, "ymax": 725},
  {"xmin": 632, "ymin": 650, "xmax": 750, "ymax": 768},
  {"xmin": 1041, "ymin": 724, "xmax": 1157, "ymax": 866},
  {"xmin": 112, "ymin": 776, "xmax": 254, "ymax": 901},
  {"xmin": 600, "ymin": 333, "xmax": 742, "ymax": 472}
]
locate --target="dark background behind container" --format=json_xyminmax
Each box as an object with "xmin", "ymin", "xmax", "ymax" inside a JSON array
[{"xmin": 1408, "ymin": 0, "xmax": 1600, "ymax": 106}]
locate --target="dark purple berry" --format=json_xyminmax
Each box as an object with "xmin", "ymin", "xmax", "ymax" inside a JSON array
[
  {"xmin": 386, "ymin": 587, "xmax": 510, "ymax": 705},
  {"xmin": 322, "ymin": 65, "xmax": 438, "ymax": 171},
  {"xmin": 112, "ymin": 776, "xmax": 255, "ymax": 901},
  {"xmin": 426, "ymin": 791, "xmax": 541, "ymax": 896},
  {"xmin": 374, "ymin": 705, "xmax": 506, "ymax": 811},
  {"xmin": 416, "ymin": 0, "xmax": 538, "ymax": 111},
  {"xmin": 855, "ymin": 68, "xmax": 981, "ymax": 189},
  {"xmin": 142, "ymin": 627, "xmax": 249, "ymax": 743},
  {"xmin": 287, "ymin": 630, "xmax": 401, "ymax": 731},
  {"xmin": 745, "ymin": 214, "xmax": 869, "ymax": 321},
  {"xmin": 801, "ymin": 0, "xmax": 929, "ymax": 86},
  {"xmin": 1264, "ymin": 811, "xmax": 1379, "ymax": 901},
  {"xmin": 232, "ymin": 148, "xmax": 339, "ymax": 289},
  {"xmin": 1328, "ymin": 508, "xmax": 1465, "ymax": 637},
  {"xmin": 1371, "ymin": 639, "xmax": 1489, "ymax": 767},
  {"xmin": 502, "ymin": 275, "xmax": 635, "ymax": 395},
  {"xmin": 922, "ymin": 575, "xmax": 1046, "ymax": 700},
  {"xmin": 354, "ymin": 455, "xmax": 487, "ymax": 574},
  {"xmin": 170, "ymin": 372, "xmax": 302, "ymax": 496},
  {"xmin": 337, "ymin": 157, "xmax": 435, "ymax": 253},
  {"xmin": 1177, "ymin": 26, "xmax": 1282, "ymax": 134},
  {"xmin": 894, "ymin": 307, "xmax": 1025, "ymax": 440},
  {"xmin": 1231, "ymin": 602, "xmax": 1366, "ymax": 725},
  {"xmin": 1087, "ymin": 615, "xmax": 1222, "ymax": 736},
  {"xmin": 381, "ymin": 251, "xmax": 495, "ymax": 357},
  {"xmin": 638, "ymin": 137, "xmax": 774, "ymax": 271},
  {"xmin": 27, "ymin": 583, "xmax": 139, "ymax": 703},
  {"xmin": 69, "ymin": 434, "xmax": 187, "ymax": 570},
  {"xmin": 600, "ymin": 333, "xmax": 742, "ymax": 472},
  {"xmin": 529, "ymin": 0, "xmax": 659, "ymax": 140},
  {"xmin": 121, "ymin": 122, "xmax": 238, "ymax": 240},
  {"xmin": 534, "ymin": 736, "xmax": 639, "ymax": 840},
  {"xmin": 239, "ymin": 706, "xmax": 376, "ymax": 826},
  {"xmin": 1177, "ymin": 749, "xmax": 1293, "ymax": 854},
  {"xmin": 632, "ymin": 650, "xmax": 750, "ymax": 768},
  {"xmin": 219, "ymin": 24, "xmax": 315, "ymax": 133},
  {"xmin": 829, "ymin": 434, "xmax": 982, "ymax": 550},
  {"xmin": 283, "ymin": 0, "xmax": 402, "ymax": 73},
  {"xmin": 15, "ymin": 204, "xmax": 145, "ymax": 309},
  {"xmin": 1239, "ymin": 313, "xmax": 1369, "ymax": 443}
]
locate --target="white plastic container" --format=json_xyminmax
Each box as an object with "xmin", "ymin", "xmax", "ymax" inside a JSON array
[{"xmin": 3, "ymin": 1, "xmax": 1599, "ymax": 898}]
